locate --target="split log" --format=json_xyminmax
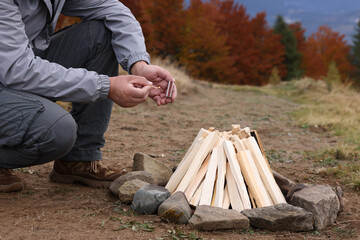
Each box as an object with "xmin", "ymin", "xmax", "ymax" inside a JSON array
[
  {"xmin": 184, "ymin": 154, "xmax": 211, "ymax": 200},
  {"xmin": 190, "ymin": 180, "xmax": 204, "ymax": 206},
  {"xmin": 244, "ymin": 137, "xmax": 286, "ymax": 205},
  {"xmin": 237, "ymin": 150, "xmax": 272, "ymax": 207},
  {"xmin": 175, "ymin": 132, "xmax": 220, "ymax": 193},
  {"xmin": 225, "ymin": 163, "xmax": 244, "ymax": 211},
  {"xmin": 166, "ymin": 128, "xmax": 209, "ymax": 192},
  {"xmin": 214, "ymin": 143, "xmax": 227, "ymax": 208},
  {"xmin": 199, "ymin": 143, "xmax": 221, "ymax": 205},
  {"xmin": 222, "ymin": 184, "xmax": 231, "ymax": 209},
  {"xmin": 223, "ymin": 140, "xmax": 251, "ymax": 210}
]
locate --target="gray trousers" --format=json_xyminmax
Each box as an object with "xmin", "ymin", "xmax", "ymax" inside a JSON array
[{"xmin": 0, "ymin": 21, "xmax": 118, "ymax": 169}]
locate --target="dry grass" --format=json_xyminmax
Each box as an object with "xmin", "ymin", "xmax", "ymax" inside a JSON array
[
  {"xmin": 261, "ymin": 77, "xmax": 360, "ymax": 189},
  {"xmin": 290, "ymin": 78, "xmax": 360, "ymax": 152}
]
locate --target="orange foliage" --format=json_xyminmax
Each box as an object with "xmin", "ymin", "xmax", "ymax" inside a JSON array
[
  {"xmin": 120, "ymin": 1, "xmax": 155, "ymax": 51},
  {"xmin": 302, "ymin": 25, "xmax": 353, "ymax": 80},
  {"xmin": 53, "ymin": 1, "xmax": 353, "ymax": 85},
  {"xmin": 216, "ymin": 1, "xmax": 285, "ymax": 85},
  {"xmin": 179, "ymin": 0, "xmax": 234, "ymax": 82}
]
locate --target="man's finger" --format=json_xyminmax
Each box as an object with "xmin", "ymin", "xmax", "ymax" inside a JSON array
[
  {"xmin": 131, "ymin": 76, "xmax": 153, "ymax": 88},
  {"xmin": 130, "ymin": 85, "xmax": 152, "ymax": 99}
]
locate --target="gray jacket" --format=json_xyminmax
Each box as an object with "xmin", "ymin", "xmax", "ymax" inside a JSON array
[{"xmin": 0, "ymin": 0, "xmax": 150, "ymax": 102}]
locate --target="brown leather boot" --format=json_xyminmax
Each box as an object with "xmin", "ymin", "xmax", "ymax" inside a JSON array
[
  {"xmin": 0, "ymin": 169, "xmax": 24, "ymax": 193},
  {"xmin": 49, "ymin": 160, "xmax": 127, "ymax": 188}
]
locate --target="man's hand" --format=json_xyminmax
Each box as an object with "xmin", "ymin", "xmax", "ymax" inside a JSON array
[
  {"xmin": 108, "ymin": 75, "xmax": 153, "ymax": 108},
  {"xmin": 130, "ymin": 61, "xmax": 177, "ymax": 106}
]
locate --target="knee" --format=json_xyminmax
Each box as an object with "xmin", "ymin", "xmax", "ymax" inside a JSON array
[
  {"xmin": 52, "ymin": 114, "xmax": 77, "ymax": 156},
  {"xmin": 41, "ymin": 113, "xmax": 77, "ymax": 160}
]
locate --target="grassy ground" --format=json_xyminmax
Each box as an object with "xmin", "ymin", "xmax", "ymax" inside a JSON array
[{"xmin": 215, "ymin": 77, "xmax": 360, "ymax": 190}]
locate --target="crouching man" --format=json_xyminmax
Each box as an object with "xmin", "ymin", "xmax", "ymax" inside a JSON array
[{"xmin": 0, "ymin": 0, "xmax": 176, "ymax": 192}]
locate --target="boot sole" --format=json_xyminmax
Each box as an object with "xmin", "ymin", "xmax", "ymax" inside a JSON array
[
  {"xmin": 49, "ymin": 169, "xmax": 111, "ymax": 189},
  {"xmin": 0, "ymin": 182, "xmax": 24, "ymax": 193}
]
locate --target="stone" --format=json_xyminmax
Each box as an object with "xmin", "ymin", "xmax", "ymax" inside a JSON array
[
  {"xmin": 289, "ymin": 185, "xmax": 340, "ymax": 230},
  {"xmin": 158, "ymin": 192, "xmax": 192, "ymax": 224},
  {"xmin": 118, "ymin": 179, "xmax": 150, "ymax": 204},
  {"xmin": 241, "ymin": 203, "xmax": 314, "ymax": 232},
  {"xmin": 109, "ymin": 171, "xmax": 153, "ymax": 196},
  {"xmin": 131, "ymin": 184, "xmax": 171, "ymax": 215},
  {"xmin": 189, "ymin": 205, "xmax": 249, "ymax": 231},
  {"xmin": 132, "ymin": 153, "xmax": 173, "ymax": 186}
]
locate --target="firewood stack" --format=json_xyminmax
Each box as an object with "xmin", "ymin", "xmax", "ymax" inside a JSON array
[{"xmin": 165, "ymin": 125, "xmax": 286, "ymax": 211}]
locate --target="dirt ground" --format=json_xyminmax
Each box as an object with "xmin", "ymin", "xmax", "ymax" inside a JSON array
[{"xmin": 1, "ymin": 84, "xmax": 359, "ymax": 240}]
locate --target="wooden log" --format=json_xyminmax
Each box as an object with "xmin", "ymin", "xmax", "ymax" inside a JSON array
[
  {"xmin": 222, "ymin": 184, "xmax": 230, "ymax": 209},
  {"xmin": 238, "ymin": 127, "xmax": 251, "ymax": 139},
  {"xmin": 237, "ymin": 150, "xmax": 273, "ymax": 207},
  {"xmin": 244, "ymin": 137, "xmax": 286, "ymax": 204},
  {"xmin": 211, "ymin": 176, "xmax": 217, "ymax": 206},
  {"xmin": 231, "ymin": 135, "xmax": 247, "ymax": 151},
  {"xmin": 231, "ymin": 124, "xmax": 241, "ymax": 135},
  {"xmin": 175, "ymin": 132, "xmax": 220, "ymax": 193},
  {"xmin": 189, "ymin": 180, "xmax": 204, "ymax": 206},
  {"xmin": 199, "ymin": 143, "xmax": 220, "ymax": 206},
  {"xmin": 223, "ymin": 140, "xmax": 251, "ymax": 209},
  {"xmin": 166, "ymin": 128, "xmax": 209, "ymax": 192},
  {"xmin": 251, "ymin": 130, "xmax": 271, "ymax": 169},
  {"xmin": 184, "ymin": 154, "xmax": 211, "ymax": 201},
  {"xmin": 225, "ymin": 163, "xmax": 244, "ymax": 211},
  {"xmin": 214, "ymin": 143, "xmax": 227, "ymax": 208}
]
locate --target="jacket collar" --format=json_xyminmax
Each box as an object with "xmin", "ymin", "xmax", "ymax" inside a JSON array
[{"xmin": 42, "ymin": 0, "xmax": 53, "ymax": 19}]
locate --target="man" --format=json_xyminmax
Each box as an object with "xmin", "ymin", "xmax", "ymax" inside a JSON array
[{"xmin": 0, "ymin": 0, "xmax": 177, "ymax": 192}]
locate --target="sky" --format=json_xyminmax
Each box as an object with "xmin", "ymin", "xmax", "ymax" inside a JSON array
[
  {"xmin": 185, "ymin": 0, "xmax": 360, "ymax": 44},
  {"xmin": 235, "ymin": 0, "xmax": 360, "ymax": 44}
]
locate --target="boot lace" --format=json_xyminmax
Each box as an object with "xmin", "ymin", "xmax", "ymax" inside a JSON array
[{"xmin": 90, "ymin": 161, "xmax": 109, "ymax": 173}]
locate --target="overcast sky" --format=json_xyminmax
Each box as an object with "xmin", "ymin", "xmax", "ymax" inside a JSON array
[{"xmin": 235, "ymin": 0, "xmax": 360, "ymax": 44}]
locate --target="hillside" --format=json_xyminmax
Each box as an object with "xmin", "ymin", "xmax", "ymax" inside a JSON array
[{"xmin": 1, "ymin": 66, "xmax": 359, "ymax": 239}]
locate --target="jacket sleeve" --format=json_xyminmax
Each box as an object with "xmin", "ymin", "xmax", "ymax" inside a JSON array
[
  {"xmin": 62, "ymin": 0, "xmax": 150, "ymax": 73},
  {"xmin": 0, "ymin": 0, "xmax": 110, "ymax": 103}
]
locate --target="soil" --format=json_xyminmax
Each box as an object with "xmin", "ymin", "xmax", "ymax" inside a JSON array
[{"xmin": 1, "ymin": 84, "xmax": 359, "ymax": 240}]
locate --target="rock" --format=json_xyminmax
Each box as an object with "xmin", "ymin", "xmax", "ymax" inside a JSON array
[
  {"xmin": 118, "ymin": 179, "xmax": 150, "ymax": 204},
  {"xmin": 131, "ymin": 185, "xmax": 171, "ymax": 215},
  {"xmin": 158, "ymin": 192, "xmax": 192, "ymax": 224},
  {"xmin": 132, "ymin": 153, "xmax": 173, "ymax": 186},
  {"xmin": 241, "ymin": 203, "xmax": 314, "ymax": 232},
  {"xmin": 189, "ymin": 206, "xmax": 249, "ymax": 231},
  {"xmin": 289, "ymin": 185, "xmax": 340, "ymax": 230},
  {"xmin": 109, "ymin": 171, "xmax": 153, "ymax": 196},
  {"xmin": 272, "ymin": 170, "xmax": 296, "ymax": 196}
]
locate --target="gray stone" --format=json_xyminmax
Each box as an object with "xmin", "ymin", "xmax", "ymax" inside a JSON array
[
  {"xmin": 132, "ymin": 153, "xmax": 173, "ymax": 186},
  {"xmin": 109, "ymin": 171, "xmax": 153, "ymax": 196},
  {"xmin": 131, "ymin": 185, "xmax": 171, "ymax": 215},
  {"xmin": 118, "ymin": 179, "xmax": 150, "ymax": 204},
  {"xmin": 189, "ymin": 205, "xmax": 249, "ymax": 231},
  {"xmin": 289, "ymin": 185, "xmax": 340, "ymax": 230},
  {"xmin": 158, "ymin": 192, "xmax": 192, "ymax": 224},
  {"xmin": 242, "ymin": 203, "xmax": 314, "ymax": 232}
]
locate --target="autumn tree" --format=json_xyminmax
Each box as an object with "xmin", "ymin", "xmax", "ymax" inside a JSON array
[
  {"xmin": 145, "ymin": 0, "xmax": 185, "ymax": 58},
  {"xmin": 120, "ymin": 0, "xmax": 155, "ymax": 51},
  {"xmin": 274, "ymin": 15, "xmax": 303, "ymax": 80},
  {"xmin": 179, "ymin": 0, "xmax": 234, "ymax": 82},
  {"xmin": 215, "ymin": 1, "xmax": 285, "ymax": 85},
  {"xmin": 302, "ymin": 25, "xmax": 353, "ymax": 81}
]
